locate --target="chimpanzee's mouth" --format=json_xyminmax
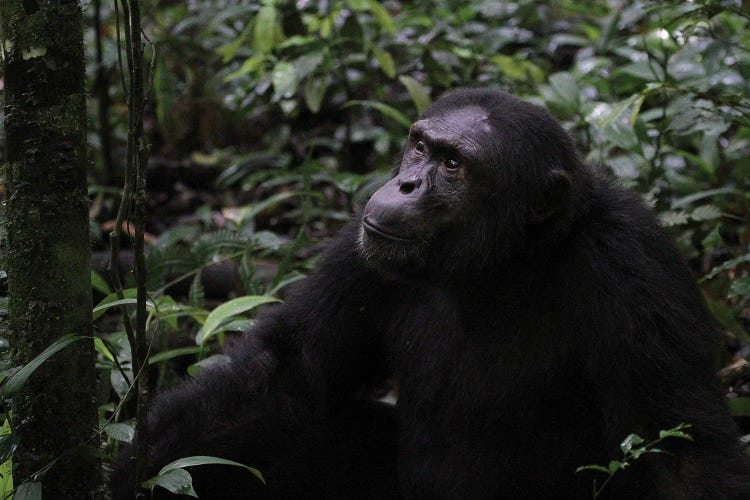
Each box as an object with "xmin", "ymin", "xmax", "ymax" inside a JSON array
[{"xmin": 362, "ymin": 218, "xmax": 413, "ymax": 242}]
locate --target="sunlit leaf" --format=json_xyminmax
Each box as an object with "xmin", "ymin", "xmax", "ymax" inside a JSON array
[
  {"xmin": 619, "ymin": 434, "xmax": 644, "ymax": 455},
  {"xmin": 548, "ymin": 72, "xmax": 579, "ymax": 110},
  {"xmin": 658, "ymin": 428, "xmax": 693, "ymax": 442},
  {"xmin": 690, "ymin": 205, "xmax": 721, "ymax": 222},
  {"xmin": 92, "ymin": 297, "xmax": 157, "ymax": 321},
  {"xmin": 344, "ymin": 100, "xmax": 411, "ymax": 128},
  {"xmin": 293, "ymin": 52, "xmax": 324, "ymax": 80},
  {"xmin": 272, "ymin": 61, "xmax": 298, "ymax": 99},
  {"xmin": 143, "ymin": 468, "xmax": 197, "ymax": 497},
  {"xmin": 197, "ymin": 296, "xmax": 279, "ymax": 345},
  {"xmin": 253, "ymin": 5, "xmax": 277, "ymax": 54},
  {"xmin": 576, "ymin": 464, "xmax": 609, "ymax": 475},
  {"xmin": 224, "ymin": 55, "xmax": 266, "ymax": 82},
  {"xmin": 304, "ymin": 76, "xmax": 328, "ymax": 113},
  {"xmin": 0, "ymin": 420, "xmax": 13, "ymax": 497},
  {"xmin": 104, "ymin": 422, "xmax": 135, "ymax": 443},
  {"xmin": 148, "ymin": 346, "xmax": 202, "ymax": 365},
  {"xmin": 399, "ymin": 76, "xmax": 431, "ymax": 113},
  {"xmin": 373, "ymin": 48, "xmax": 396, "ymax": 78},
  {"xmin": 94, "ymin": 337, "xmax": 115, "ymax": 364},
  {"xmin": 364, "ymin": 0, "xmax": 395, "ymax": 34},
  {"xmin": 216, "ymin": 26, "xmax": 250, "ymax": 62}
]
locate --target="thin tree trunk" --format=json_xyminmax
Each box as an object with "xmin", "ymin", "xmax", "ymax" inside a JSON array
[
  {"xmin": 94, "ymin": 0, "xmax": 116, "ymax": 186},
  {"xmin": 1, "ymin": 0, "xmax": 100, "ymax": 497}
]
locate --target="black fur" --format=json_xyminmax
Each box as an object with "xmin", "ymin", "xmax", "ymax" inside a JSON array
[{"xmin": 111, "ymin": 89, "xmax": 749, "ymax": 499}]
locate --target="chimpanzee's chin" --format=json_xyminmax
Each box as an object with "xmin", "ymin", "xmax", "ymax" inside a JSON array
[{"xmin": 358, "ymin": 227, "xmax": 426, "ymax": 280}]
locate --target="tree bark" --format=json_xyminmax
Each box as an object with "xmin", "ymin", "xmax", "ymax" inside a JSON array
[{"xmin": 1, "ymin": 0, "xmax": 100, "ymax": 497}]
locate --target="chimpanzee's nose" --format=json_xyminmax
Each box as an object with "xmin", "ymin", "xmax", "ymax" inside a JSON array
[{"xmin": 398, "ymin": 178, "xmax": 422, "ymax": 195}]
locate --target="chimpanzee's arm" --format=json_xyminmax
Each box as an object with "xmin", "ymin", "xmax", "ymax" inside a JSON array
[{"xmin": 111, "ymin": 222, "xmax": 399, "ymax": 499}]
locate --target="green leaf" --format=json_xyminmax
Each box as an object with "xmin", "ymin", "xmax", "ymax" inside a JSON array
[
  {"xmin": 601, "ymin": 121, "xmax": 640, "ymax": 152},
  {"xmin": 267, "ymin": 272, "xmax": 306, "ymax": 296},
  {"xmin": 187, "ymin": 355, "xmax": 231, "ymax": 378},
  {"xmin": 14, "ymin": 482, "xmax": 41, "ymax": 500},
  {"xmin": 728, "ymin": 278, "xmax": 750, "ymax": 299},
  {"xmin": 364, "ymin": 0, "xmax": 395, "ymax": 34},
  {"xmin": 607, "ymin": 460, "xmax": 625, "ymax": 474},
  {"xmin": 548, "ymin": 72, "xmax": 580, "ymax": 110},
  {"xmin": 658, "ymin": 429, "xmax": 693, "ymax": 442},
  {"xmin": 619, "ymin": 61, "xmax": 664, "ymax": 81},
  {"xmin": 153, "ymin": 455, "xmax": 264, "ymax": 485},
  {"xmin": 671, "ymin": 187, "xmax": 743, "ymax": 209},
  {"xmin": 399, "ymin": 76, "xmax": 431, "ymax": 113},
  {"xmin": 253, "ymin": 4, "xmax": 278, "ymax": 54},
  {"xmin": 148, "ymin": 346, "xmax": 202, "ymax": 365},
  {"xmin": 143, "ymin": 468, "xmax": 197, "ymax": 497},
  {"xmin": 690, "ymin": 205, "xmax": 721, "ymax": 221},
  {"xmin": 304, "ymin": 76, "xmax": 328, "ymax": 113},
  {"xmin": 2, "ymin": 335, "xmax": 87, "ymax": 398},
  {"xmin": 156, "ymin": 305, "xmax": 209, "ymax": 325},
  {"xmin": 490, "ymin": 55, "xmax": 544, "ymax": 82},
  {"xmin": 320, "ymin": 16, "xmax": 333, "ymax": 39},
  {"xmin": 91, "ymin": 271, "xmax": 112, "ymax": 295},
  {"xmin": 278, "ymin": 35, "xmax": 316, "ymax": 49},
  {"xmin": 216, "ymin": 26, "xmax": 250, "ymax": 62},
  {"xmin": 704, "ymin": 294, "xmax": 749, "ymax": 341},
  {"xmin": 94, "ymin": 337, "xmax": 115, "ymax": 364},
  {"xmin": 103, "ymin": 422, "xmax": 135, "ymax": 443},
  {"xmin": 0, "ymin": 433, "xmax": 19, "ymax": 463},
  {"xmin": 344, "ymin": 100, "xmax": 411, "ymax": 128},
  {"xmin": 271, "ymin": 61, "xmax": 298, "ymax": 99},
  {"xmin": 659, "ymin": 211, "xmax": 689, "ymax": 227},
  {"xmin": 703, "ymin": 253, "xmax": 750, "ymax": 281},
  {"xmin": 205, "ymin": 319, "xmax": 254, "ymax": 337},
  {"xmin": 293, "ymin": 52, "xmax": 324, "ymax": 80},
  {"xmin": 576, "ymin": 464, "xmax": 610, "ymax": 475},
  {"xmin": 373, "ymin": 48, "xmax": 396, "ymax": 78},
  {"xmin": 197, "ymin": 296, "xmax": 279, "ymax": 345},
  {"xmin": 593, "ymin": 94, "xmax": 643, "ymax": 127},
  {"xmin": 0, "ymin": 420, "xmax": 13, "ymax": 498},
  {"xmin": 92, "ymin": 288, "xmax": 136, "ymax": 320},
  {"xmin": 224, "ymin": 55, "xmax": 266, "ymax": 82},
  {"xmin": 702, "ymin": 224, "xmax": 723, "ymax": 250},
  {"xmin": 620, "ymin": 434, "xmax": 644, "ymax": 455},
  {"xmin": 92, "ymin": 297, "xmax": 157, "ymax": 321},
  {"xmin": 239, "ymin": 191, "xmax": 304, "ymax": 222}
]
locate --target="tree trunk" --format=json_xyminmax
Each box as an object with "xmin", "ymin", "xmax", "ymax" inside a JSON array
[{"xmin": 1, "ymin": 1, "xmax": 100, "ymax": 497}]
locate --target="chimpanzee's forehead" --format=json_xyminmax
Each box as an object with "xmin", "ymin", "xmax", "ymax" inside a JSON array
[
  {"xmin": 411, "ymin": 105, "xmax": 494, "ymax": 158},
  {"xmin": 421, "ymin": 105, "xmax": 492, "ymax": 133}
]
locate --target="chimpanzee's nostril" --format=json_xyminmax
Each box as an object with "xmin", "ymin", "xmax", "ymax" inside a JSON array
[{"xmin": 398, "ymin": 178, "xmax": 422, "ymax": 195}]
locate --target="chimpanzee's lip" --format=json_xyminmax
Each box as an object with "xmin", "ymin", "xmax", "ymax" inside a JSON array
[{"xmin": 362, "ymin": 218, "xmax": 413, "ymax": 242}]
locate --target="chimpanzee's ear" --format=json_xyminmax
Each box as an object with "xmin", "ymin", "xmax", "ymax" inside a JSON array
[{"xmin": 528, "ymin": 169, "xmax": 572, "ymax": 224}]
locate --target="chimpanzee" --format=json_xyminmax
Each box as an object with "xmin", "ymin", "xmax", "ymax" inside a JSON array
[{"xmin": 112, "ymin": 89, "xmax": 750, "ymax": 499}]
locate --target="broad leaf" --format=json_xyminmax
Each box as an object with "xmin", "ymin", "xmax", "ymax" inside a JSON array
[
  {"xmin": 399, "ymin": 76, "xmax": 431, "ymax": 113},
  {"xmin": 197, "ymin": 296, "xmax": 279, "ymax": 345},
  {"xmin": 344, "ymin": 100, "xmax": 411, "ymax": 128},
  {"xmin": 14, "ymin": 482, "xmax": 42, "ymax": 500}
]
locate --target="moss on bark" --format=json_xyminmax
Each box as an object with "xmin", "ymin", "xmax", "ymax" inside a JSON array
[{"xmin": 1, "ymin": 0, "xmax": 100, "ymax": 497}]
